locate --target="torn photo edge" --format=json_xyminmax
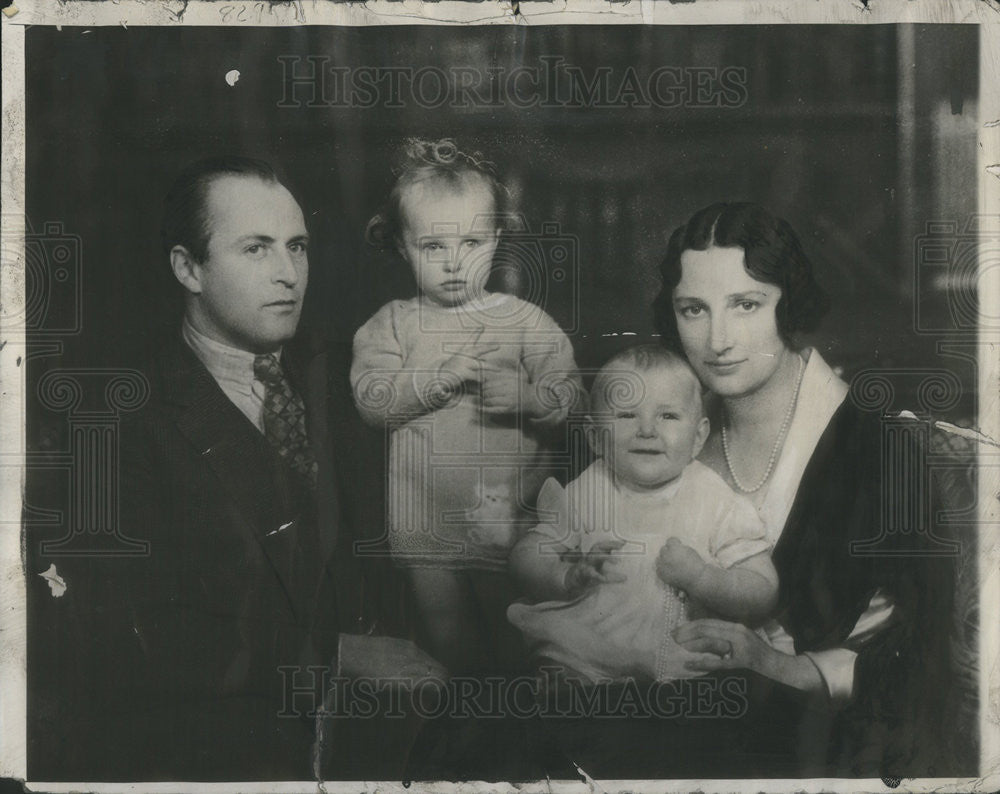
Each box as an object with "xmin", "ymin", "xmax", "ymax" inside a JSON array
[{"xmin": 1, "ymin": 0, "xmax": 997, "ymax": 791}]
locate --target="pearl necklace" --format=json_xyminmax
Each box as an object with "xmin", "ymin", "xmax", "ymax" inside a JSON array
[{"xmin": 721, "ymin": 355, "xmax": 805, "ymax": 494}]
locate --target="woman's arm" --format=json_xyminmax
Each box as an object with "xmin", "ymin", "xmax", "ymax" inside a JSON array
[
  {"xmin": 672, "ymin": 582, "xmax": 897, "ymax": 696},
  {"xmin": 767, "ymin": 589, "xmax": 895, "ymax": 701},
  {"xmin": 672, "ymin": 619, "xmax": 826, "ymax": 693}
]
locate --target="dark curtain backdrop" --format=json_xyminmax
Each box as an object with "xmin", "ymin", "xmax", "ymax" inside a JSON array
[{"xmin": 26, "ymin": 24, "xmax": 977, "ymax": 418}]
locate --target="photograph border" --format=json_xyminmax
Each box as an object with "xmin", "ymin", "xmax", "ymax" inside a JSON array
[{"xmin": 2, "ymin": 1, "xmax": 998, "ymax": 791}]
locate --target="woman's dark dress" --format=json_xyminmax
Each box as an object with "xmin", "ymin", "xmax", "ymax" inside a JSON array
[
  {"xmin": 528, "ymin": 399, "xmax": 958, "ymax": 779},
  {"xmin": 407, "ymin": 396, "xmax": 960, "ymax": 781}
]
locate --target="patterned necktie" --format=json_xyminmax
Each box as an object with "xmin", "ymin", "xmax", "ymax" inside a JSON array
[{"xmin": 253, "ymin": 353, "xmax": 318, "ymax": 488}]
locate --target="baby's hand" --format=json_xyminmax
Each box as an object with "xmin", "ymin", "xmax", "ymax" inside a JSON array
[
  {"xmin": 656, "ymin": 537, "xmax": 705, "ymax": 591},
  {"xmin": 563, "ymin": 540, "xmax": 626, "ymax": 598}
]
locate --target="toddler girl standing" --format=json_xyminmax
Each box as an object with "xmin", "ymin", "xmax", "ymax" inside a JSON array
[{"xmin": 351, "ymin": 139, "xmax": 581, "ymax": 674}]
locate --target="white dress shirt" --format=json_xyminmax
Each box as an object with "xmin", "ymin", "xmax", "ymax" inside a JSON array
[{"xmin": 182, "ymin": 318, "xmax": 274, "ymax": 434}]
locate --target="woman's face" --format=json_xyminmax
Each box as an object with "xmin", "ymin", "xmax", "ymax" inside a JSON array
[{"xmin": 671, "ymin": 246, "xmax": 790, "ymax": 398}]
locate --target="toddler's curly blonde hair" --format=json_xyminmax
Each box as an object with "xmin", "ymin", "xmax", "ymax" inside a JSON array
[{"xmin": 365, "ymin": 137, "xmax": 510, "ymax": 248}]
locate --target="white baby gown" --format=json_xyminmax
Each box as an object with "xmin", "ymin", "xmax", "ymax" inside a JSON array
[{"xmin": 508, "ymin": 459, "xmax": 770, "ymax": 683}]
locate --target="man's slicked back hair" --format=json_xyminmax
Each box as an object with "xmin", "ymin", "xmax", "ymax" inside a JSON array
[{"xmin": 160, "ymin": 156, "xmax": 281, "ymax": 264}]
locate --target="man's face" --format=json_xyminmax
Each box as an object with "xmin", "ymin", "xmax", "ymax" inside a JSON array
[{"xmin": 184, "ymin": 175, "xmax": 308, "ymax": 353}]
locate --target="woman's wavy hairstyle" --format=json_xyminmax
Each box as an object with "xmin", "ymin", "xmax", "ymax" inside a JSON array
[
  {"xmin": 365, "ymin": 138, "xmax": 510, "ymax": 250},
  {"xmin": 652, "ymin": 202, "xmax": 830, "ymax": 350}
]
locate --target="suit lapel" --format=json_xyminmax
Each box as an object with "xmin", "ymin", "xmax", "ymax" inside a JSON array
[
  {"xmin": 282, "ymin": 342, "xmax": 340, "ymax": 625},
  {"xmin": 160, "ymin": 339, "xmax": 304, "ymax": 617},
  {"xmin": 284, "ymin": 342, "xmax": 337, "ymax": 554}
]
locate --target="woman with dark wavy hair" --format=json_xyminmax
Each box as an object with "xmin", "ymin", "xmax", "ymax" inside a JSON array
[{"xmin": 644, "ymin": 202, "xmax": 954, "ymax": 775}]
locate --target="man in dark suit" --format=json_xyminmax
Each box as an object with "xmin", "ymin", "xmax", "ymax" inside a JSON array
[{"xmin": 33, "ymin": 157, "xmax": 441, "ymax": 781}]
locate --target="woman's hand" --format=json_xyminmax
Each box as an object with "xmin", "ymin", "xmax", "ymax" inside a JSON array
[
  {"xmin": 672, "ymin": 619, "xmax": 826, "ymax": 693},
  {"xmin": 673, "ymin": 619, "xmax": 771, "ymax": 672}
]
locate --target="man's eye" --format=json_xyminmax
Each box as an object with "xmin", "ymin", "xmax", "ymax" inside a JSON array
[
  {"xmin": 289, "ymin": 242, "xmax": 308, "ymax": 255},
  {"xmin": 423, "ymin": 242, "xmax": 443, "ymax": 252},
  {"xmin": 464, "ymin": 239, "xmax": 481, "ymax": 249},
  {"xmin": 737, "ymin": 301, "xmax": 759, "ymax": 312},
  {"xmin": 245, "ymin": 244, "xmax": 267, "ymax": 259},
  {"xmin": 678, "ymin": 305, "xmax": 704, "ymax": 318}
]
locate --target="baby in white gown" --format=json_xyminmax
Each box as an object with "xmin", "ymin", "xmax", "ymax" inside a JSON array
[{"xmin": 507, "ymin": 345, "xmax": 779, "ymax": 683}]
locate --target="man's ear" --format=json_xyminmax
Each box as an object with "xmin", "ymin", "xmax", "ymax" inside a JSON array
[
  {"xmin": 691, "ymin": 416, "xmax": 710, "ymax": 460},
  {"xmin": 170, "ymin": 246, "xmax": 203, "ymax": 295}
]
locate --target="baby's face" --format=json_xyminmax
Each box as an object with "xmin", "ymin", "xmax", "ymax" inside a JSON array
[
  {"xmin": 396, "ymin": 177, "xmax": 500, "ymax": 307},
  {"xmin": 594, "ymin": 366, "xmax": 708, "ymax": 492}
]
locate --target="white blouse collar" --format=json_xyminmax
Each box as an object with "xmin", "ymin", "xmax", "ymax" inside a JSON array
[{"xmin": 755, "ymin": 348, "xmax": 849, "ymax": 544}]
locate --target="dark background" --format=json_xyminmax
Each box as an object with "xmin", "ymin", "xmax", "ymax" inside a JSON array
[
  {"xmin": 25, "ymin": 24, "xmax": 978, "ymax": 415},
  {"xmin": 22, "ymin": 24, "xmax": 981, "ymax": 779}
]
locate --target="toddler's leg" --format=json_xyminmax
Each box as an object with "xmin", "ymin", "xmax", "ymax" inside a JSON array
[
  {"xmin": 467, "ymin": 570, "xmax": 531, "ymax": 677},
  {"xmin": 408, "ymin": 567, "xmax": 484, "ymax": 675}
]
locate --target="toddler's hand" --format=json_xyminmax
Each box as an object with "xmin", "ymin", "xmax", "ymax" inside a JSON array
[
  {"xmin": 437, "ymin": 353, "xmax": 483, "ymax": 388},
  {"xmin": 563, "ymin": 539, "xmax": 627, "ymax": 598},
  {"xmin": 480, "ymin": 362, "xmax": 543, "ymax": 417},
  {"xmin": 435, "ymin": 338, "xmax": 500, "ymax": 397},
  {"xmin": 656, "ymin": 537, "xmax": 705, "ymax": 591}
]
